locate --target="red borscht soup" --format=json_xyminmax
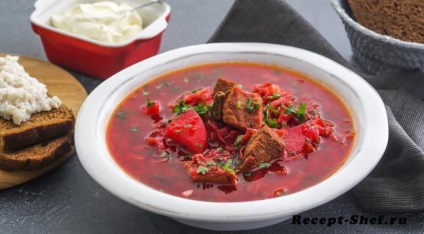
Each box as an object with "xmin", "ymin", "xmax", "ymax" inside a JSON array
[{"xmin": 106, "ymin": 62, "xmax": 355, "ymax": 202}]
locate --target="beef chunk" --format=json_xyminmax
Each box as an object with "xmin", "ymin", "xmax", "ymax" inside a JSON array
[
  {"xmin": 211, "ymin": 91, "xmax": 225, "ymax": 121},
  {"xmin": 212, "ymin": 78, "xmax": 236, "ymax": 98},
  {"xmin": 183, "ymin": 154, "xmax": 237, "ymax": 185},
  {"xmin": 222, "ymin": 86, "xmax": 263, "ymax": 131},
  {"xmin": 237, "ymin": 124, "xmax": 285, "ymax": 172}
]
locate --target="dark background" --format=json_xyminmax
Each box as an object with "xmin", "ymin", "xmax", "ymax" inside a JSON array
[{"xmin": 0, "ymin": 0, "xmax": 423, "ymax": 233}]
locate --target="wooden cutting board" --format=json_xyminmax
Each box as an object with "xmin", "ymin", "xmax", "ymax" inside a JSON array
[{"xmin": 0, "ymin": 54, "xmax": 88, "ymax": 189}]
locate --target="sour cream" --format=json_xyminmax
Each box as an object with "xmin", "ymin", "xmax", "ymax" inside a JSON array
[
  {"xmin": 51, "ymin": 1, "xmax": 143, "ymax": 44},
  {"xmin": 0, "ymin": 55, "xmax": 61, "ymax": 125}
]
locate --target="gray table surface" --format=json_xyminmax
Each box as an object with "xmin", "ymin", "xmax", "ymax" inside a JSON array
[{"xmin": 1, "ymin": 0, "xmax": 423, "ymax": 233}]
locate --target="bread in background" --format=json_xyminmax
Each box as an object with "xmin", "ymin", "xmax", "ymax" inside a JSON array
[{"xmin": 348, "ymin": 0, "xmax": 424, "ymax": 44}]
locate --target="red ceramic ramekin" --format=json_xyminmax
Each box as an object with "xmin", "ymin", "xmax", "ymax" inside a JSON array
[{"xmin": 30, "ymin": 0, "xmax": 171, "ymax": 80}]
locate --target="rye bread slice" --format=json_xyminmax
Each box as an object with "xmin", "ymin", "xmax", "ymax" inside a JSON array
[
  {"xmin": 0, "ymin": 133, "xmax": 74, "ymax": 171},
  {"xmin": 0, "ymin": 105, "xmax": 75, "ymax": 152},
  {"xmin": 348, "ymin": 0, "xmax": 424, "ymax": 43}
]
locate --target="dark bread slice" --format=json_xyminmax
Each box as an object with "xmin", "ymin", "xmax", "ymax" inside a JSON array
[
  {"xmin": 0, "ymin": 133, "xmax": 74, "ymax": 171},
  {"xmin": 348, "ymin": 0, "xmax": 424, "ymax": 43},
  {"xmin": 0, "ymin": 105, "xmax": 75, "ymax": 152}
]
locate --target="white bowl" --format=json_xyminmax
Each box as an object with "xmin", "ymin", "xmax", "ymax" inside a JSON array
[{"xmin": 75, "ymin": 43, "xmax": 388, "ymax": 231}]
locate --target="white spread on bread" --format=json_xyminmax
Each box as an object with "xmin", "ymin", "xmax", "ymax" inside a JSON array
[
  {"xmin": 51, "ymin": 1, "xmax": 143, "ymax": 44},
  {"xmin": 0, "ymin": 55, "xmax": 61, "ymax": 125}
]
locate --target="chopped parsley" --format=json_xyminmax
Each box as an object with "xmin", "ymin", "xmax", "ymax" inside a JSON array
[
  {"xmin": 183, "ymin": 77, "xmax": 189, "ymax": 83},
  {"xmin": 259, "ymin": 162, "xmax": 271, "ymax": 168},
  {"xmin": 194, "ymin": 102, "xmax": 208, "ymax": 115},
  {"xmin": 197, "ymin": 166, "xmax": 209, "ymax": 175},
  {"xmin": 146, "ymin": 98, "xmax": 154, "ymax": 108},
  {"xmin": 161, "ymin": 151, "xmax": 169, "ymax": 157},
  {"xmin": 265, "ymin": 118, "xmax": 280, "ymax": 128},
  {"xmin": 237, "ymin": 101, "xmax": 241, "ymax": 109},
  {"xmin": 268, "ymin": 105, "xmax": 280, "ymax": 115},
  {"xmin": 235, "ymin": 135, "xmax": 244, "ymax": 149},
  {"xmin": 184, "ymin": 124, "xmax": 192, "ymax": 128},
  {"xmin": 156, "ymin": 81, "xmax": 171, "ymax": 89},
  {"xmin": 297, "ymin": 103, "xmax": 307, "ymax": 123},
  {"xmin": 130, "ymin": 127, "xmax": 138, "ymax": 132},
  {"xmin": 175, "ymin": 129, "xmax": 182, "ymax": 134},
  {"xmin": 267, "ymin": 93, "xmax": 281, "ymax": 100},
  {"xmin": 246, "ymin": 98, "xmax": 254, "ymax": 113},
  {"xmin": 216, "ymin": 147, "xmax": 223, "ymax": 152},
  {"xmin": 284, "ymin": 103, "xmax": 307, "ymax": 123},
  {"xmin": 116, "ymin": 110, "xmax": 128, "ymax": 120},
  {"xmin": 173, "ymin": 100, "xmax": 190, "ymax": 114},
  {"xmin": 221, "ymin": 159, "xmax": 235, "ymax": 174},
  {"xmin": 206, "ymin": 161, "xmax": 217, "ymax": 166},
  {"xmin": 142, "ymin": 90, "xmax": 150, "ymax": 96},
  {"xmin": 195, "ymin": 143, "xmax": 203, "ymax": 148}
]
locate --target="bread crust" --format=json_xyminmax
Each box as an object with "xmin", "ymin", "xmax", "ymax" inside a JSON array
[
  {"xmin": 0, "ymin": 105, "xmax": 75, "ymax": 152},
  {"xmin": 0, "ymin": 133, "xmax": 74, "ymax": 171}
]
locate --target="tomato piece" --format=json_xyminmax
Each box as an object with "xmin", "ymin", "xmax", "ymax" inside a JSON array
[
  {"xmin": 141, "ymin": 101, "xmax": 160, "ymax": 115},
  {"xmin": 252, "ymin": 81, "xmax": 282, "ymax": 103},
  {"xmin": 165, "ymin": 109, "xmax": 207, "ymax": 154},
  {"xmin": 183, "ymin": 87, "xmax": 213, "ymax": 106}
]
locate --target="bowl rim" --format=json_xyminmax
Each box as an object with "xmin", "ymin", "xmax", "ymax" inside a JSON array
[
  {"xmin": 331, "ymin": 0, "xmax": 424, "ymax": 50},
  {"xmin": 75, "ymin": 43, "xmax": 388, "ymax": 222},
  {"xmin": 30, "ymin": 0, "xmax": 171, "ymax": 48}
]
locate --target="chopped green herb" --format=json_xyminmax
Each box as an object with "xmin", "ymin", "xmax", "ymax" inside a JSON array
[
  {"xmin": 130, "ymin": 127, "xmax": 138, "ymax": 132},
  {"xmin": 268, "ymin": 105, "xmax": 280, "ymax": 115},
  {"xmin": 267, "ymin": 93, "xmax": 281, "ymax": 101},
  {"xmin": 284, "ymin": 103, "xmax": 307, "ymax": 123},
  {"xmin": 254, "ymin": 103, "xmax": 261, "ymax": 109},
  {"xmin": 244, "ymin": 172, "xmax": 252, "ymax": 177},
  {"xmin": 184, "ymin": 124, "xmax": 192, "ymax": 128},
  {"xmin": 197, "ymin": 166, "xmax": 209, "ymax": 175},
  {"xmin": 175, "ymin": 129, "xmax": 182, "ymax": 134},
  {"xmin": 194, "ymin": 102, "xmax": 208, "ymax": 115},
  {"xmin": 236, "ymin": 84, "xmax": 243, "ymax": 89},
  {"xmin": 146, "ymin": 98, "xmax": 154, "ymax": 108},
  {"xmin": 221, "ymin": 159, "xmax": 235, "ymax": 174},
  {"xmin": 297, "ymin": 103, "xmax": 307, "ymax": 123},
  {"xmin": 263, "ymin": 107, "xmax": 270, "ymax": 119},
  {"xmin": 195, "ymin": 143, "xmax": 203, "ymax": 148},
  {"xmin": 206, "ymin": 161, "xmax": 217, "ymax": 166},
  {"xmin": 116, "ymin": 110, "xmax": 128, "ymax": 120},
  {"xmin": 156, "ymin": 81, "xmax": 171, "ymax": 89},
  {"xmin": 281, "ymin": 121, "xmax": 287, "ymax": 127},
  {"xmin": 284, "ymin": 105, "xmax": 296, "ymax": 115},
  {"xmin": 206, "ymin": 103, "xmax": 214, "ymax": 112},
  {"xmin": 159, "ymin": 189, "xmax": 164, "ymax": 192},
  {"xmin": 222, "ymin": 164, "xmax": 235, "ymax": 173},
  {"xmin": 265, "ymin": 118, "xmax": 281, "ymax": 128},
  {"xmin": 259, "ymin": 162, "xmax": 271, "ymax": 168},
  {"xmin": 246, "ymin": 98, "xmax": 256, "ymax": 113},
  {"xmin": 142, "ymin": 90, "xmax": 150, "ymax": 96},
  {"xmin": 161, "ymin": 151, "xmax": 169, "ymax": 157},
  {"xmin": 235, "ymin": 135, "xmax": 244, "ymax": 149},
  {"xmin": 192, "ymin": 88, "xmax": 199, "ymax": 93},
  {"xmin": 216, "ymin": 147, "xmax": 223, "ymax": 152},
  {"xmin": 184, "ymin": 77, "xmax": 189, "ymax": 83},
  {"xmin": 289, "ymin": 151, "xmax": 296, "ymax": 156},
  {"xmin": 173, "ymin": 100, "xmax": 190, "ymax": 114},
  {"xmin": 237, "ymin": 101, "xmax": 241, "ymax": 109}
]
